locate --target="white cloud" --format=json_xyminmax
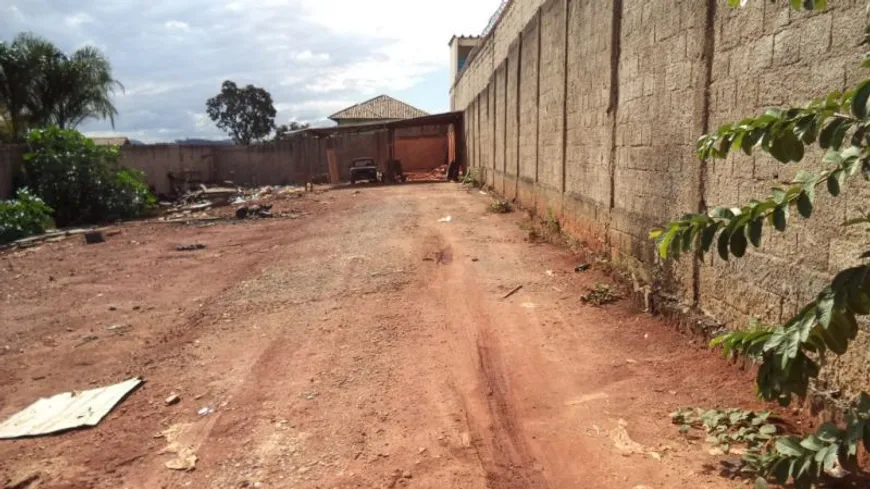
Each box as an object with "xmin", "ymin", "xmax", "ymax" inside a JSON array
[
  {"xmin": 64, "ymin": 13, "xmax": 95, "ymax": 28},
  {"xmin": 4, "ymin": 5, "xmax": 25, "ymax": 23},
  {"xmin": 189, "ymin": 111, "xmax": 212, "ymax": 131},
  {"xmin": 294, "ymin": 50, "xmax": 330, "ymax": 63},
  {"xmin": 164, "ymin": 20, "xmax": 190, "ymax": 31},
  {"xmin": 3, "ymin": 0, "xmax": 503, "ymax": 142}
]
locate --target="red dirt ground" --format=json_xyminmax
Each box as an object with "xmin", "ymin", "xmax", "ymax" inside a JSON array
[{"xmin": 0, "ymin": 183, "xmax": 791, "ymax": 488}]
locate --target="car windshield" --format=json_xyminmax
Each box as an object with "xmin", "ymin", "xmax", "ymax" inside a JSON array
[{"xmin": 353, "ymin": 160, "xmax": 374, "ymax": 167}]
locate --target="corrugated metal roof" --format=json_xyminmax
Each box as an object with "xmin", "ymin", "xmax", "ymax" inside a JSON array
[
  {"xmin": 0, "ymin": 378, "xmax": 143, "ymax": 439},
  {"xmin": 328, "ymin": 95, "xmax": 428, "ymax": 122}
]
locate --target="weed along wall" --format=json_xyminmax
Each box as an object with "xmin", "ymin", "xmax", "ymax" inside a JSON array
[{"xmin": 453, "ymin": 0, "xmax": 870, "ymax": 398}]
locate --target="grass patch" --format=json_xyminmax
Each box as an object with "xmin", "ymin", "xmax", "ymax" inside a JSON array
[
  {"xmin": 581, "ymin": 282, "xmax": 621, "ymax": 306},
  {"xmin": 488, "ymin": 200, "xmax": 513, "ymax": 214},
  {"xmin": 462, "ymin": 168, "xmax": 484, "ymax": 188}
]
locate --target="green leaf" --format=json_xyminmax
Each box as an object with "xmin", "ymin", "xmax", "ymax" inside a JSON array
[
  {"xmin": 797, "ymin": 191, "xmax": 814, "ymax": 218},
  {"xmin": 851, "ymin": 80, "xmax": 870, "ymax": 119},
  {"xmin": 793, "ymin": 170, "xmax": 815, "ymax": 184},
  {"xmin": 827, "ymin": 171, "xmax": 842, "ymax": 196},
  {"xmin": 772, "ymin": 458, "xmax": 791, "ymax": 484},
  {"xmin": 701, "ymin": 223, "xmax": 720, "ymax": 252},
  {"xmin": 771, "ymin": 187, "xmax": 787, "ymax": 204},
  {"xmin": 730, "ymin": 226, "xmax": 748, "ymax": 257},
  {"xmin": 773, "ymin": 205, "xmax": 788, "ymax": 231},
  {"xmin": 816, "ymin": 422, "xmax": 840, "ymax": 443},
  {"xmin": 749, "ymin": 218, "xmax": 763, "ymax": 247},
  {"xmin": 823, "ymin": 445, "xmax": 839, "ymax": 471},
  {"xmin": 777, "ymin": 437, "xmax": 807, "ymax": 457},
  {"xmin": 820, "ymin": 118, "xmax": 846, "ymax": 149},
  {"xmin": 754, "ymin": 477, "xmax": 768, "ymax": 489},
  {"xmin": 816, "ymin": 289, "xmax": 835, "ymax": 328},
  {"xmin": 681, "ymin": 225, "xmax": 695, "ymax": 252},
  {"xmin": 718, "ymin": 230, "xmax": 730, "ymax": 261},
  {"xmin": 832, "ymin": 120, "xmax": 850, "ymax": 149},
  {"xmin": 847, "ymin": 289, "xmax": 870, "ymax": 315},
  {"xmin": 770, "ymin": 135, "xmax": 792, "ymax": 163},
  {"xmin": 796, "ymin": 455, "xmax": 813, "ymax": 479},
  {"xmin": 820, "ymin": 322, "xmax": 847, "ymax": 354},
  {"xmin": 760, "ymin": 424, "xmax": 778, "ymax": 436},
  {"xmin": 785, "ymin": 131, "xmax": 805, "ymax": 162},
  {"xmin": 657, "ymin": 227, "xmax": 676, "ymax": 259},
  {"xmin": 799, "ymin": 435, "xmax": 824, "ymax": 451}
]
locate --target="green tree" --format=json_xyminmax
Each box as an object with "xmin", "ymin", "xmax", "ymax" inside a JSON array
[
  {"xmin": 651, "ymin": 2, "xmax": 869, "ymax": 487},
  {"xmin": 23, "ymin": 128, "xmax": 154, "ymax": 226},
  {"xmin": 0, "ymin": 33, "xmax": 122, "ymax": 140},
  {"xmin": 206, "ymin": 80, "xmax": 276, "ymax": 145},
  {"xmin": 0, "ymin": 103, "xmax": 14, "ymax": 142},
  {"xmin": 274, "ymin": 121, "xmax": 310, "ymax": 140}
]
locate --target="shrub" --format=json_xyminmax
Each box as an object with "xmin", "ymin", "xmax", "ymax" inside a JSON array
[
  {"xmin": 0, "ymin": 188, "xmax": 53, "ymax": 244},
  {"xmin": 488, "ymin": 200, "xmax": 512, "ymax": 213},
  {"xmin": 22, "ymin": 127, "xmax": 155, "ymax": 226}
]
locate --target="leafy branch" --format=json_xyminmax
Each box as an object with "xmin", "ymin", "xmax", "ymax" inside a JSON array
[
  {"xmin": 650, "ymin": 3, "xmax": 870, "ymax": 483},
  {"xmin": 650, "ymin": 79, "xmax": 870, "ymax": 264},
  {"xmin": 747, "ymin": 395, "xmax": 870, "ymax": 489}
]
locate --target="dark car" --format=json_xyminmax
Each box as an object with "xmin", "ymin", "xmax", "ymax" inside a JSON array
[{"xmin": 349, "ymin": 157, "xmax": 378, "ymax": 185}]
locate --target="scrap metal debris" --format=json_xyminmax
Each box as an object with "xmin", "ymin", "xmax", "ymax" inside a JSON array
[
  {"xmin": 0, "ymin": 228, "xmax": 101, "ymax": 252},
  {"xmin": 0, "ymin": 378, "xmax": 143, "ymax": 439},
  {"xmin": 161, "ymin": 184, "xmax": 304, "ymax": 222},
  {"xmin": 502, "ymin": 285, "xmax": 523, "ymax": 300},
  {"xmin": 84, "ymin": 231, "xmax": 105, "ymax": 244},
  {"xmin": 235, "ymin": 204, "xmax": 273, "ymax": 220},
  {"xmin": 176, "ymin": 244, "xmax": 207, "ymax": 251}
]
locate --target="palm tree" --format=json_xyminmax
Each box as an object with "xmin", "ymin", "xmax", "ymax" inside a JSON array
[
  {"xmin": 0, "ymin": 37, "xmax": 39, "ymax": 139},
  {"xmin": 0, "ymin": 104, "xmax": 13, "ymax": 142},
  {"xmin": 0, "ymin": 33, "xmax": 123, "ymax": 140}
]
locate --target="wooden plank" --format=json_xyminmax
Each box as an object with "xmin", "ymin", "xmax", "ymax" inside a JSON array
[{"xmin": 326, "ymin": 140, "xmax": 340, "ymax": 184}]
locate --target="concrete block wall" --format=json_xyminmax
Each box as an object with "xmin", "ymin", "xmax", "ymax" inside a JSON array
[
  {"xmin": 121, "ymin": 145, "xmax": 215, "ymax": 195},
  {"xmin": 562, "ymin": 0, "xmax": 613, "ymax": 249},
  {"xmin": 534, "ymin": 0, "xmax": 567, "ymax": 217},
  {"xmin": 518, "ymin": 14, "xmax": 540, "ymax": 207},
  {"xmin": 453, "ymin": 0, "xmax": 870, "ymax": 397},
  {"xmin": 701, "ymin": 0, "xmax": 870, "ymax": 397},
  {"xmin": 495, "ymin": 62, "xmax": 507, "ymax": 195},
  {"xmin": 1, "ymin": 126, "xmax": 452, "ymax": 199},
  {"xmin": 504, "ymin": 39, "xmax": 521, "ymax": 201}
]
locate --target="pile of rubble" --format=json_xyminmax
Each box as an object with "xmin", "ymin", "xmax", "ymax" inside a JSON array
[
  {"xmin": 405, "ymin": 165, "xmax": 448, "ymax": 182},
  {"xmin": 161, "ymin": 184, "xmax": 306, "ymax": 222}
]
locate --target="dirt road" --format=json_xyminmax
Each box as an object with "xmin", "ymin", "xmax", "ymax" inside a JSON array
[{"xmin": 1, "ymin": 183, "xmax": 763, "ymax": 489}]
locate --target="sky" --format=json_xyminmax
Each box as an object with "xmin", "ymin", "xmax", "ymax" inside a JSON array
[{"xmin": 1, "ymin": 0, "xmax": 502, "ymax": 142}]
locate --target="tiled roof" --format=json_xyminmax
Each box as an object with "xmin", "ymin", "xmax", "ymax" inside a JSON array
[
  {"xmin": 328, "ymin": 95, "xmax": 428, "ymax": 122},
  {"xmin": 90, "ymin": 137, "xmax": 130, "ymax": 146}
]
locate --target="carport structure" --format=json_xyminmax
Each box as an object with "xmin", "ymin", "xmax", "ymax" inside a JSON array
[{"xmin": 306, "ymin": 112, "xmax": 465, "ymax": 183}]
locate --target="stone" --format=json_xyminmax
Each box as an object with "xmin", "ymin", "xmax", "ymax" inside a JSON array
[
  {"xmin": 165, "ymin": 394, "xmax": 181, "ymax": 406},
  {"xmin": 84, "ymin": 231, "xmax": 104, "ymax": 244}
]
